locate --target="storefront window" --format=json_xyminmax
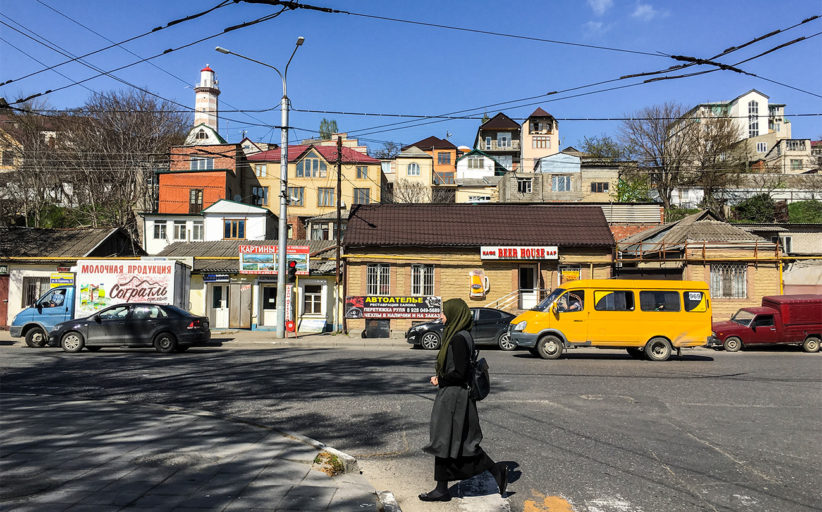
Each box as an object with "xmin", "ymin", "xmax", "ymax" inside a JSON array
[{"xmin": 304, "ymin": 284, "xmax": 322, "ymax": 314}]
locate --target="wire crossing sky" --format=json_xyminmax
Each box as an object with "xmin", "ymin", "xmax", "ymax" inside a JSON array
[{"xmin": 1, "ymin": 0, "xmax": 820, "ymax": 150}]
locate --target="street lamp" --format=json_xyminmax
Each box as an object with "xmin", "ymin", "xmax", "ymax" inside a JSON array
[{"xmin": 216, "ymin": 36, "xmax": 305, "ymax": 339}]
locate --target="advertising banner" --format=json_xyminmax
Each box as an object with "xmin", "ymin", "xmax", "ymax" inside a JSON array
[
  {"xmin": 480, "ymin": 246, "xmax": 558, "ymax": 260},
  {"xmin": 238, "ymin": 245, "xmax": 310, "ymax": 275},
  {"xmin": 345, "ymin": 296, "xmax": 442, "ymax": 319},
  {"xmin": 75, "ymin": 261, "xmax": 175, "ymax": 316}
]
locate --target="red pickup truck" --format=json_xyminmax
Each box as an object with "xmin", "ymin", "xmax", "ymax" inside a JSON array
[{"xmin": 709, "ymin": 295, "xmax": 822, "ymax": 353}]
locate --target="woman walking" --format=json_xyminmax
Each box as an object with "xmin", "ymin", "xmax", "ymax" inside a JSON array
[{"xmin": 419, "ymin": 298, "xmax": 507, "ymax": 502}]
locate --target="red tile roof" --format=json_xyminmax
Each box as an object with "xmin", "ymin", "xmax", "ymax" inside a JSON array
[
  {"xmin": 343, "ymin": 204, "xmax": 614, "ymax": 248},
  {"xmin": 403, "ymin": 136, "xmax": 457, "ymax": 151},
  {"xmin": 247, "ymin": 144, "xmax": 379, "ymax": 164}
]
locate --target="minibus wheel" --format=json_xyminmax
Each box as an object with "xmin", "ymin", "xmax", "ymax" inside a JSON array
[
  {"xmin": 536, "ymin": 335, "xmax": 563, "ymax": 360},
  {"xmin": 644, "ymin": 337, "xmax": 671, "ymax": 361}
]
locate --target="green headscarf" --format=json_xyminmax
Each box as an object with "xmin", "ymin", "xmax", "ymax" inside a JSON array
[{"xmin": 436, "ymin": 298, "xmax": 473, "ymax": 378}]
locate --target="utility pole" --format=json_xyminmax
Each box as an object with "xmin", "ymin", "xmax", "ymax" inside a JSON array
[{"xmin": 335, "ymin": 135, "xmax": 342, "ymax": 333}]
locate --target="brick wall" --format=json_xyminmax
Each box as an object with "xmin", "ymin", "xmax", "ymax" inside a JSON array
[
  {"xmin": 610, "ymin": 224, "xmax": 659, "ymax": 241},
  {"xmin": 170, "ymin": 144, "xmax": 241, "ymax": 171},
  {"xmin": 345, "ymin": 247, "xmax": 612, "ymax": 332}
]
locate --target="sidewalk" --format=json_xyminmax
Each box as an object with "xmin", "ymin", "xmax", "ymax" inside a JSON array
[
  {"xmin": 0, "ymin": 327, "xmax": 411, "ymax": 350},
  {"xmin": 0, "ymin": 393, "xmax": 399, "ymax": 512}
]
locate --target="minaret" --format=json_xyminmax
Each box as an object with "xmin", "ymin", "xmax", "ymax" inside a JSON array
[{"xmin": 194, "ymin": 65, "xmax": 220, "ymax": 131}]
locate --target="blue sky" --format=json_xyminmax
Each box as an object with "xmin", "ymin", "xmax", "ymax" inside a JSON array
[{"xmin": 1, "ymin": 0, "xmax": 820, "ymax": 152}]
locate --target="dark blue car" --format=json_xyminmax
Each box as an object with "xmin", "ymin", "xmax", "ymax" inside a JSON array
[
  {"xmin": 406, "ymin": 307, "xmax": 517, "ymax": 351},
  {"xmin": 49, "ymin": 303, "xmax": 210, "ymax": 353}
]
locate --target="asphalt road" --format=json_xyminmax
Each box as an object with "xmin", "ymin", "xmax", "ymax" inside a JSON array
[{"xmin": 1, "ymin": 343, "xmax": 820, "ymax": 512}]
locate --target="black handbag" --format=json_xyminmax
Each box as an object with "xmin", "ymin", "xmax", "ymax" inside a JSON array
[{"xmin": 461, "ymin": 330, "xmax": 490, "ymax": 401}]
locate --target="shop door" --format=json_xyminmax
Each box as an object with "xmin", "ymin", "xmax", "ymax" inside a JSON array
[
  {"xmin": 519, "ymin": 266, "xmax": 538, "ymax": 309},
  {"xmin": 0, "ymin": 275, "xmax": 10, "ymax": 328},
  {"xmin": 229, "ymin": 283, "xmax": 252, "ymax": 329},
  {"xmin": 210, "ymin": 284, "xmax": 230, "ymax": 329},
  {"xmin": 261, "ymin": 285, "xmax": 278, "ymax": 327}
]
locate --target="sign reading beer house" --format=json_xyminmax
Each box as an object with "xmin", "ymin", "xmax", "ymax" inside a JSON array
[{"xmin": 480, "ymin": 246, "xmax": 559, "ymax": 260}]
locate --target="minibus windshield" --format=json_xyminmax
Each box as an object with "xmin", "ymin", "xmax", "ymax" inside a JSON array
[
  {"xmin": 731, "ymin": 309, "xmax": 755, "ymax": 327},
  {"xmin": 532, "ymin": 288, "xmax": 565, "ymax": 312}
]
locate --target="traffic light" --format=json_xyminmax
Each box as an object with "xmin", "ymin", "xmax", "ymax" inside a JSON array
[{"xmin": 287, "ymin": 259, "xmax": 298, "ymax": 283}]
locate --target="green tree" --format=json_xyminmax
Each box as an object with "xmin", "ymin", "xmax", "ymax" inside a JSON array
[
  {"xmin": 732, "ymin": 194, "xmax": 775, "ymax": 223},
  {"xmin": 319, "ymin": 118, "xmax": 338, "ymax": 140},
  {"xmin": 580, "ymin": 135, "xmax": 627, "ymax": 159},
  {"xmin": 614, "ymin": 174, "xmax": 652, "ymax": 202},
  {"xmin": 788, "ymin": 200, "xmax": 822, "ymax": 223}
]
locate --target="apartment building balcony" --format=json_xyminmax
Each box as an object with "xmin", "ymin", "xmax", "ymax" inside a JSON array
[{"xmin": 480, "ymin": 140, "xmax": 520, "ymax": 152}]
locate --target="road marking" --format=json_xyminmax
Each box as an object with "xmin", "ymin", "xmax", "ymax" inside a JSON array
[{"xmin": 523, "ymin": 491, "xmax": 575, "ymax": 512}]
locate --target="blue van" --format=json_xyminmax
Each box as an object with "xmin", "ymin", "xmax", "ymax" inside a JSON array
[{"xmin": 10, "ymin": 286, "xmax": 75, "ymax": 347}]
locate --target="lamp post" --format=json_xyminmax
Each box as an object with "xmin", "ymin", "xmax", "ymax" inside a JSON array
[{"xmin": 216, "ymin": 37, "xmax": 304, "ymax": 339}]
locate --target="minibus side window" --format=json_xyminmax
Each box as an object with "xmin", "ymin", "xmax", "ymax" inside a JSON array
[
  {"xmin": 557, "ymin": 291, "xmax": 584, "ymax": 312},
  {"xmin": 684, "ymin": 291, "xmax": 708, "ymax": 312},
  {"xmin": 594, "ymin": 290, "xmax": 634, "ymax": 311},
  {"xmin": 639, "ymin": 291, "xmax": 681, "ymax": 312}
]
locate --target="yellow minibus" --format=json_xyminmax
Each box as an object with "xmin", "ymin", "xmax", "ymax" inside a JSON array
[{"xmin": 509, "ymin": 279, "xmax": 712, "ymax": 361}]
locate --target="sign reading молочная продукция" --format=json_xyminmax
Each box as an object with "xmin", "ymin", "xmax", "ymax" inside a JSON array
[{"xmin": 344, "ymin": 296, "xmax": 442, "ymax": 319}]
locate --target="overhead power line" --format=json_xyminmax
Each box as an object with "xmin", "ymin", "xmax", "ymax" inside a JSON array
[
  {"xmin": 7, "ymin": 8, "xmax": 287, "ymax": 105},
  {"xmin": 0, "ymin": 0, "xmax": 232, "ymax": 87},
  {"xmin": 238, "ymin": 0, "xmax": 669, "ymax": 58},
  {"xmin": 32, "ymin": 0, "xmax": 277, "ymax": 135}
]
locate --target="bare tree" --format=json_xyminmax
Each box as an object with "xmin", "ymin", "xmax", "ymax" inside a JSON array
[
  {"xmin": 620, "ymin": 103, "xmax": 690, "ymax": 209},
  {"xmin": 0, "ymin": 102, "xmax": 66, "ymax": 227},
  {"xmin": 61, "ymin": 90, "xmax": 188, "ymax": 240},
  {"xmin": 684, "ymin": 115, "xmax": 745, "ymax": 211},
  {"xmin": 369, "ymin": 141, "xmax": 401, "ymax": 159},
  {"xmin": 391, "ymin": 179, "xmax": 431, "ymax": 203}
]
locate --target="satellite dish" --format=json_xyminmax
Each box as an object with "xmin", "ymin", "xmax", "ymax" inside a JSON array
[{"xmin": 234, "ymin": 194, "xmax": 242, "ymax": 202}]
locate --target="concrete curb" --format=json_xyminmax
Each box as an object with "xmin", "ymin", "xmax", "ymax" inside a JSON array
[{"xmin": 4, "ymin": 392, "xmax": 393, "ymax": 510}]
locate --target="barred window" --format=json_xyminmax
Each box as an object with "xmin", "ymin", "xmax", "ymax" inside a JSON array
[
  {"xmin": 367, "ymin": 264, "xmax": 390, "ymax": 296},
  {"xmin": 411, "ymin": 264, "xmax": 434, "ymax": 296},
  {"xmin": 711, "ymin": 263, "xmax": 747, "ymax": 298}
]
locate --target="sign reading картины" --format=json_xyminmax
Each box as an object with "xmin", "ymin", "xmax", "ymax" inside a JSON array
[
  {"xmin": 238, "ymin": 245, "xmax": 310, "ymax": 275},
  {"xmin": 345, "ymin": 296, "xmax": 442, "ymax": 319},
  {"xmin": 480, "ymin": 246, "xmax": 559, "ymax": 259}
]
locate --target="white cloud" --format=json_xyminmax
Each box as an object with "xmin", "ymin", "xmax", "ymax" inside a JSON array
[
  {"xmin": 582, "ymin": 21, "xmax": 610, "ymax": 37},
  {"xmin": 632, "ymin": 3, "xmax": 659, "ymax": 21},
  {"xmin": 587, "ymin": 0, "xmax": 614, "ymax": 16}
]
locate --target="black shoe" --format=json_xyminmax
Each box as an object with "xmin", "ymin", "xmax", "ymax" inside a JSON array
[
  {"xmin": 491, "ymin": 463, "xmax": 508, "ymax": 495},
  {"xmin": 418, "ymin": 489, "xmax": 451, "ymax": 502}
]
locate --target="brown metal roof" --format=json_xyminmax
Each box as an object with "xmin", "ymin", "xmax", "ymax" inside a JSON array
[
  {"xmin": 343, "ymin": 204, "xmax": 614, "ymax": 248},
  {"xmin": 529, "ymin": 107, "xmax": 553, "ymax": 118},
  {"xmin": 480, "ymin": 113, "xmax": 520, "ymax": 130},
  {"xmin": 402, "ymin": 136, "xmax": 457, "ymax": 151}
]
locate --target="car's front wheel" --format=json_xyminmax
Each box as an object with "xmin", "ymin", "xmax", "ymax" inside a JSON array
[
  {"xmin": 723, "ymin": 336, "xmax": 742, "ymax": 352},
  {"xmin": 61, "ymin": 331, "xmax": 85, "ymax": 353},
  {"xmin": 154, "ymin": 332, "xmax": 178, "ymax": 353},
  {"xmin": 498, "ymin": 332, "xmax": 516, "ymax": 351},
  {"xmin": 25, "ymin": 327, "xmax": 47, "ymax": 348},
  {"xmin": 420, "ymin": 332, "xmax": 441, "ymax": 350}
]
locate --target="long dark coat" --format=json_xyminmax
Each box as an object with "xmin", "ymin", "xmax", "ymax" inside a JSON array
[{"xmin": 422, "ymin": 331, "xmax": 484, "ymax": 459}]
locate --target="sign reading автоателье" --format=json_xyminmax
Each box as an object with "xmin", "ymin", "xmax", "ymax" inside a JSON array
[
  {"xmin": 480, "ymin": 246, "xmax": 559, "ymax": 260},
  {"xmin": 344, "ymin": 296, "xmax": 442, "ymax": 319}
]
